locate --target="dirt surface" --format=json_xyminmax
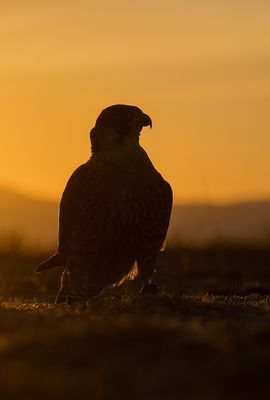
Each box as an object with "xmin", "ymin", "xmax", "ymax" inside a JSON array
[{"xmin": 1, "ymin": 247, "xmax": 270, "ymax": 400}]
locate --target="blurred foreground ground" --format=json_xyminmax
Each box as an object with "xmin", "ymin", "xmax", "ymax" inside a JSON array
[{"xmin": 1, "ymin": 245, "xmax": 270, "ymax": 399}]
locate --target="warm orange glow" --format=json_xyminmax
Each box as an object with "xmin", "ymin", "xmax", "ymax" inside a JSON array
[{"xmin": 1, "ymin": 1, "xmax": 270, "ymax": 203}]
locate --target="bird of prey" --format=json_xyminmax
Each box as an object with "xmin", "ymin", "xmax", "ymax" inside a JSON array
[{"xmin": 36, "ymin": 104, "xmax": 172, "ymax": 303}]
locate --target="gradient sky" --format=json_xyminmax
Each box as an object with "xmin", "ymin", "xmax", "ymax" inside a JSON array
[{"xmin": 1, "ymin": 0, "xmax": 270, "ymax": 203}]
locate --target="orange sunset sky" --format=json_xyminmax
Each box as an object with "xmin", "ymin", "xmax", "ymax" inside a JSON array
[{"xmin": 1, "ymin": 1, "xmax": 270, "ymax": 204}]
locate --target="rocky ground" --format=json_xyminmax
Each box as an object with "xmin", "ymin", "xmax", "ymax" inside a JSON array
[{"xmin": 0, "ymin": 246, "xmax": 270, "ymax": 400}]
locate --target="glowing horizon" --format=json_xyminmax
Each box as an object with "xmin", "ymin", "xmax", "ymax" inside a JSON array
[{"xmin": 1, "ymin": 1, "xmax": 270, "ymax": 204}]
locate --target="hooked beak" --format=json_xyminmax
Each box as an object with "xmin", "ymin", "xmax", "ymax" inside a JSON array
[{"xmin": 141, "ymin": 113, "xmax": 152, "ymax": 129}]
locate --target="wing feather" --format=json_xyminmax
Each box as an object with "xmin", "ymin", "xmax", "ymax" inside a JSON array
[
  {"xmin": 58, "ymin": 162, "xmax": 89, "ymax": 254},
  {"xmin": 136, "ymin": 178, "xmax": 173, "ymax": 273}
]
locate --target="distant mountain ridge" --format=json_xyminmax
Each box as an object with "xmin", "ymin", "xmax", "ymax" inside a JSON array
[
  {"xmin": 0, "ymin": 187, "xmax": 270, "ymax": 249},
  {"xmin": 168, "ymin": 201, "xmax": 270, "ymax": 245},
  {"xmin": 0, "ymin": 187, "xmax": 58, "ymax": 249}
]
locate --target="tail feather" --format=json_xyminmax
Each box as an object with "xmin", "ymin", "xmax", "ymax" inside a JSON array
[{"xmin": 35, "ymin": 253, "xmax": 65, "ymax": 273}]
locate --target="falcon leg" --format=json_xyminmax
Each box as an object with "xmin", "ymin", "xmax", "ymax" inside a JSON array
[
  {"xmin": 55, "ymin": 268, "xmax": 69, "ymax": 304},
  {"xmin": 55, "ymin": 267, "xmax": 103, "ymax": 304},
  {"xmin": 137, "ymin": 258, "xmax": 159, "ymax": 295}
]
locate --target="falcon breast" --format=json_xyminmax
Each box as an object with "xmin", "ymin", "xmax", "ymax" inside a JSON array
[{"xmin": 36, "ymin": 104, "xmax": 173, "ymax": 303}]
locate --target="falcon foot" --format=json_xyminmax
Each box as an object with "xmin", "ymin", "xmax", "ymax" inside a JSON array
[
  {"xmin": 55, "ymin": 294, "xmax": 67, "ymax": 304},
  {"xmin": 55, "ymin": 295, "xmax": 89, "ymax": 305},
  {"xmin": 141, "ymin": 283, "xmax": 159, "ymax": 295}
]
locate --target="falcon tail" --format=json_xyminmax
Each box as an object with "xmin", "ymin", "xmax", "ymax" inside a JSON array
[{"xmin": 35, "ymin": 253, "xmax": 65, "ymax": 273}]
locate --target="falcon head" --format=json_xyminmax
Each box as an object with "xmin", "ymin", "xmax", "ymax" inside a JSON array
[{"xmin": 90, "ymin": 104, "xmax": 152, "ymax": 153}]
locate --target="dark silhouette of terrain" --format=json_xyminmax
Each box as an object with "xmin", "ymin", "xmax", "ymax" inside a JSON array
[
  {"xmin": 169, "ymin": 201, "xmax": 270, "ymax": 245},
  {"xmin": 0, "ymin": 187, "xmax": 270, "ymax": 248},
  {"xmin": 0, "ymin": 187, "xmax": 58, "ymax": 248},
  {"xmin": 1, "ymin": 243, "xmax": 270, "ymax": 400}
]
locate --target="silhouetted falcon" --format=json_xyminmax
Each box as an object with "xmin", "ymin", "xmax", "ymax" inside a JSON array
[{"xmin": 36, "ymin": 104, "xmax": 172, "ymax": 303}]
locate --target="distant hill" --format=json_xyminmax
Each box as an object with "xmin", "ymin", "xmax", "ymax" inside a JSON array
[
  {"xmin": 0, "ymin": 187, "xmax": 270, "ymax": 249},
  {"xmin": 168, "ymin": 202, "xmax": 270, "ymax": 246},
  {"xmin": 0, "ymin": 188, "xmax": 58, "ymax": 249}
]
